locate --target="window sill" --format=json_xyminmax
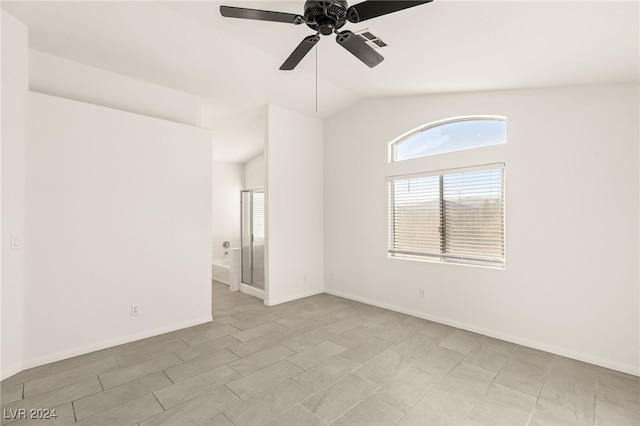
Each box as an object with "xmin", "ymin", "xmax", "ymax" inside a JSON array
[{"xmin": 387, "ymin": 254, "xmax": 506, "ymax": 270}]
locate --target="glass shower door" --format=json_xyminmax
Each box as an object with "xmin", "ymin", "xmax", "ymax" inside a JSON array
[{"xmin": 241, "ymin": 190, "xmax": 265, "ymax": 290}]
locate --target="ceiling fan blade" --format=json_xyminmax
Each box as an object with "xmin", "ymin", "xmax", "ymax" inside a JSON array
[
  {"xmin": 220, "ymin": 5, "xmax": 304, "ymax": 25},
  {"xmin": 280, "ymin": 35, "xmax": 321, "ymax": 70},
  {"xmin": 346, "ymin": 0, "xmax": 433, "ymax": 23},
  {"xmin": 336, "ymin": 30, "xmax": 384, "ymax": 68}
]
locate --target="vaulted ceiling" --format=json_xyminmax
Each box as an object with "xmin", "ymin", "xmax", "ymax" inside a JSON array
[{"xmin": 3, "ymin": 1, "xmax": 638, "ymax": 162}]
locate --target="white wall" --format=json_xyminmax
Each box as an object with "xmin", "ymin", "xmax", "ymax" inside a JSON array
[
  {"xmin": 1, "ymin": 10, "xmax": 28, "ymax": 380},
  {"xmin": 29, "ymin": 50, "xmax": 200, "ymax": 126},
  {"xmin": 324, "ymin": 83, "xmax": 639, "ymax": 375},
  {"xmin": 265, "ymin": 105, "xmax": 324, "ymax": 305},
  {"xmin": 244, "ymin": 154, "xmax": 265, "ymax": 190},
  {"xmin": 24, "ymin": 92, "xmax": 212, "ymax": 367},
  {"xmin": 212, "ymin": 161, "xmax": 244, "ymax": 259}
]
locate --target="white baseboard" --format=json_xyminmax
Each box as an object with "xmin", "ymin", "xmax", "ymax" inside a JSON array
[
  {"xmin": 20, "ymin": 315, "xmax": 213, "ymax": 371},
  {"xmin": 324, "ymin": 288, "xmax": 640, "ymax": 377},
  {"xmin": 265, "ymin": 288, "xmax": 324, "ymax": 306},
  {"xmin": 1, "ymin": 362, "xmax": 23, "ymax": 382}
]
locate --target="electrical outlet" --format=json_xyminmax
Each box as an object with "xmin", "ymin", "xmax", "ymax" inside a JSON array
[
  {"xmin": 303, "ymin": 275, "xmax": 307, "ymax": 282},
  {"xmin": 130, "ymin": 305, "xmax": 140, "ymax": 316},
  {"xmin": 10, "ymin": 235, "xmax": 21, "ymax": 250},
  {"xmin": 419, "ymin": 288, "xmax": 426, "ymax": 298}
]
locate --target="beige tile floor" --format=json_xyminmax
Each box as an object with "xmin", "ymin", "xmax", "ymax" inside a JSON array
[{"xmin": 1, "ymin": 281, "xmax": 639, "ymax": 425}]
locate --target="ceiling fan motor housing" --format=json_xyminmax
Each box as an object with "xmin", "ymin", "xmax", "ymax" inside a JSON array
[{"xmin": 304, "ymin": 0, "xmax": 348, "ymax": 35}]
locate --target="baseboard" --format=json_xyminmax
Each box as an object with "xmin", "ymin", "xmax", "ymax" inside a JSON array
[
  {"xmin": 240, "ymin": 283, "xmax": 265, "ymax": 300},
  {"xmin": 20, "ymin": 315, "xmax": 213, "ymax": 371},
  {"xmin": 1, "ymin": 362, "xmax": 23, "ymax": 382},
  {"xmin": 324, "ymin": 288, "xmax": 640, "ymax": 377},
  {"xmin": 265, "ymin": 288, "xmax": 324, "ymax": 306}
]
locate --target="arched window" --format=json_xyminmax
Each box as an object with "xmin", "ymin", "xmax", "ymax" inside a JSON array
[
  {"xmin": 390, "ymin": 116, "xmax": 506, "ymax": 162},
  {"xmin": 387, "ymin": 116, "xmax": 506, "ymax": 267}
]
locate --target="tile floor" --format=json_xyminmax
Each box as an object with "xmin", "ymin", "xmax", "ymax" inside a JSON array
[{"xmin": 1, "ymin": 282, "xmax": 639, "ymax": 425}]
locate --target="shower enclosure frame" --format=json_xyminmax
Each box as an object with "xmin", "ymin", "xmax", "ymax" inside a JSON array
[{"xmin": 240, "ymin": 189, "xmax": 265, "ymax": 290}]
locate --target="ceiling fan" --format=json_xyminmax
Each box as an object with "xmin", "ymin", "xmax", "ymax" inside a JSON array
[{"xmin": 220, "ymin": 1, "xmax": 433, "ymax": 70}]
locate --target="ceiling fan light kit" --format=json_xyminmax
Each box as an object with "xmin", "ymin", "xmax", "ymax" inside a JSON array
[{"xmin": 220, "ymin": 0, "xmax": 433, "ymax": 70}]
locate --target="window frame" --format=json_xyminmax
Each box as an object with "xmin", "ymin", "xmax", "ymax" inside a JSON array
[
  {"xmin": 388, "ymin": 115, "xmax": 507, "ymax": 163},
  {"xmin": 387, "ymin": 163, "xmax": 506, "ymax": 269}
]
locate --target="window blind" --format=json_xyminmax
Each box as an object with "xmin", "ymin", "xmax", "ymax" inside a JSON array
[
  {"xmin": 388, "ymin": 175, "xmax": 441, "ymax": 258},
  {"xmin": 252, "ymin": 192, "xmax": 265, "ymax": 238},
  {"xmin": 388, "ymin": 164, "xmax": 505, "ymax": 267}
]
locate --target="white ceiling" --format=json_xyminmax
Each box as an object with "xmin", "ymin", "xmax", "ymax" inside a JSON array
[{"xmin": 3, "ymin": 1, "xmax": 638, "ymax": 163}]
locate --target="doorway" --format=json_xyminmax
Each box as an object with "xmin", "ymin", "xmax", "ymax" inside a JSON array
[{"xmin": 240, "ymin": 190, "xmax": 265, "ymax": 290}]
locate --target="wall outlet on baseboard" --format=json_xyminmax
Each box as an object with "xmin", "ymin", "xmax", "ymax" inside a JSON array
[
  {"xmin": 419, "ymin": 288, "xmax": 426, "ymax": 298},
  {"xmin": 130, "ymin": 305, "xmax": 140, "ymax": 316}
]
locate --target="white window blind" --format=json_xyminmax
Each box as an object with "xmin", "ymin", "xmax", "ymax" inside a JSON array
[
  {"xmin": 388, "ymin": 164, "xmax": 505, "ymax": 267},
  {"xmin": 252, "ymin": 191, "xmax": 265, "ymax": 238}
]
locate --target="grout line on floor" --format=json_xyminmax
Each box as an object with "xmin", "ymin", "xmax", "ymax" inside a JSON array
[
  {"xmin": 171, "ymin": 351, "xmax": 186, "ymax": 366},
  {"xmin": 177, "ymin": 337, "xmax": 191, "ymax": 349},
  {"xmin": 223, "ymin": 383, "xmax": 244, "ymax": 402},
  {"xmin": 151, "ymin": 390, "xmax": 166, "ymax": 411},
  {"xmin": 221, "ymin": 413, "xmax": 235, "ymax": 425},
  {"xmin": 174, "ymin": 350, "xmax": 189, "ymax": 363},
  {"xmin": 297, "ymin": 402, "xmax": 328, "ymax": 425},
  {"xmin": 526, "ymin": 391, "xmax": 540, "ymax": 426},
  {"xmin": 161, "ymin": 370, "xmax": 174, "ymax": 385},
  {"xmin": 71, "ymin": 400, "xmax": 78, "ymax": 423},
  {"xmin": 323, "ymin": 382, "xmax": 378, "ymax": 424},
  {"xmin": 97, "ymin": 374, "xmax": 105, "ymax": 391}
]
